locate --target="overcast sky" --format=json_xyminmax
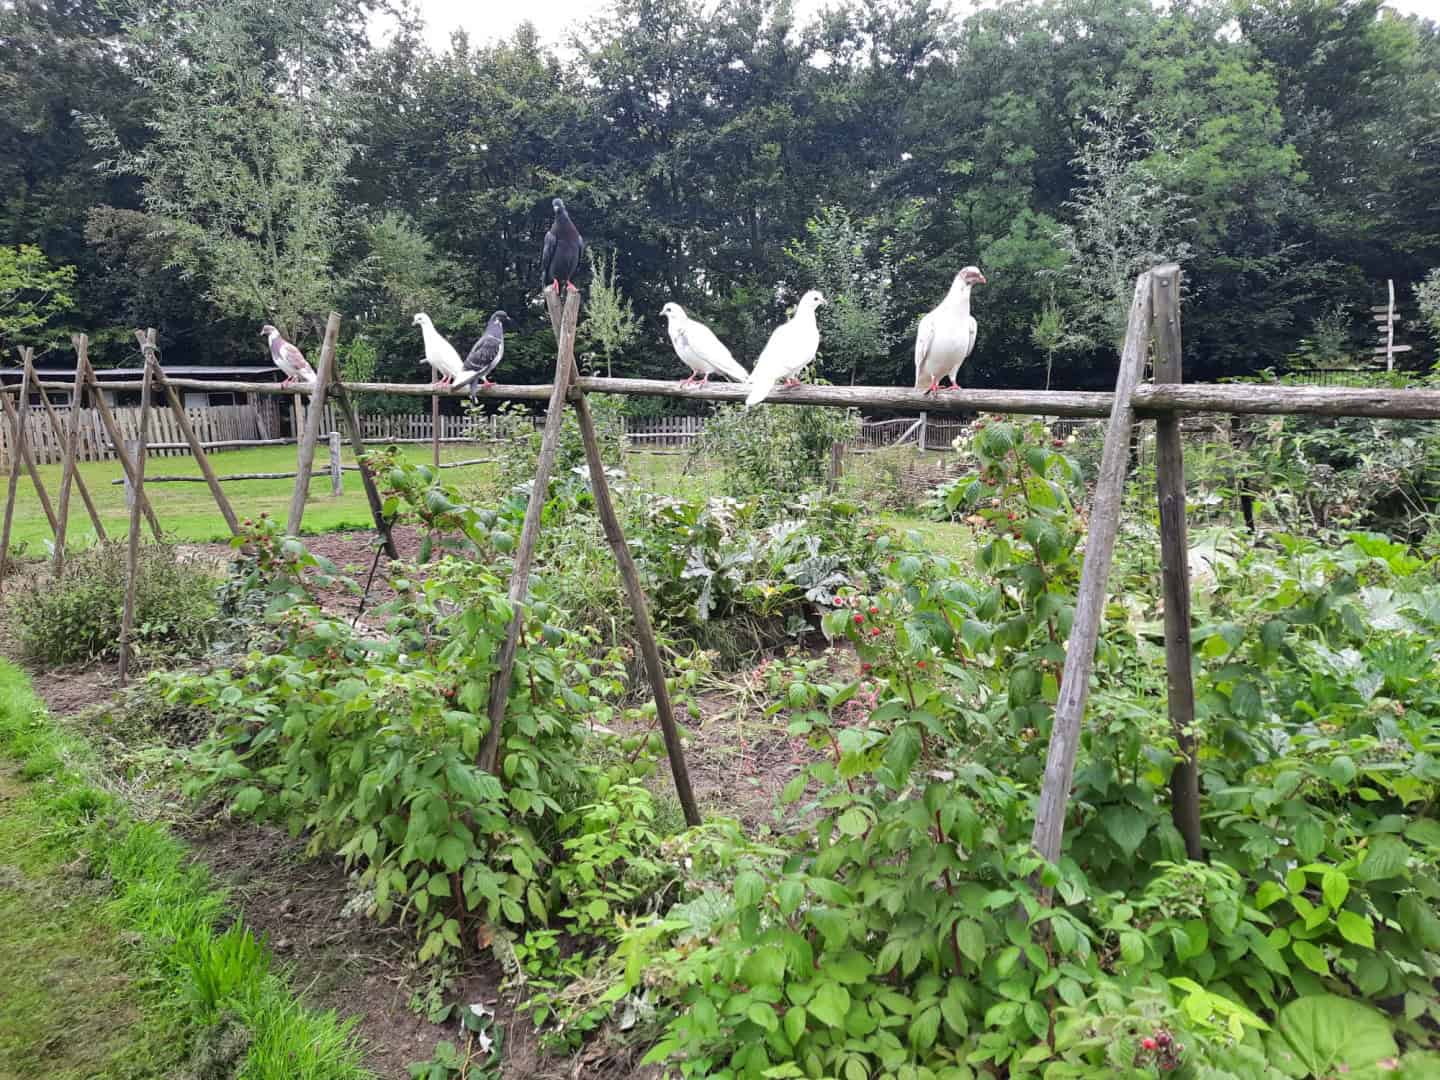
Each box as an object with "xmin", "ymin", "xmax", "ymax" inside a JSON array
[{"xmin": 380, "ymin": 0, "xmax": 1440, "ymax": 51}]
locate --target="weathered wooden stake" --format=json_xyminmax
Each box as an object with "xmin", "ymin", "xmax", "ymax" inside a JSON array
[
  {"xmin": 329, "ymin": 431, "xmax": 343, "ymax": 496},
  {"xmin": 479, "ymin": 288, "xmax": 581, "ymax": 775},
  {"xmin": 0, "ymin": 362, "xmax": 57, "ymax": 585},
  {"xmin": 1150, "ymin": 266, "xmax": 1204, "ymax": 861},
  {"xmin": 285, "ymin": 313, "xmax": 341, "ymax": 537},
  {"xmin": 85, "ymin": 366, "xmax": 164, "ymax": 541},
  {"xmin": 1031, "ymin": 271, "xmax": 1154, "ymax": 868},
  {"xmin": 327, "ymin": 359, "xmax": 396, "ymax": 559},
  {"xmin": 26, "ymin": 349, "xmax": 106, "ymax": 540},
  {"xmin": 51, "ymin": 335, "xmax": 90, "ymax": 575},
  {"xmin": 149, "ymin": 349, "xmax": 242, "ymax": 539},
  {"xmin": 118, "ymin": 346, "xmax": 156, "ymax": 685},
  {"xmin": 431, "ymin": 377, "xmax": 441, "ymax": 468}
]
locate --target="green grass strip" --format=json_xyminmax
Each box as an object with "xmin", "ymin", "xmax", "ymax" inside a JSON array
[{"xmin": 0, "ymin": 659, "xmax": 373, "ymax": 1079}]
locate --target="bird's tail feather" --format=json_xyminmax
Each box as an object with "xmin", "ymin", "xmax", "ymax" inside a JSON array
[{"xmin": 744, "ymin": 377, "xmax": 776, "ymax": 408}]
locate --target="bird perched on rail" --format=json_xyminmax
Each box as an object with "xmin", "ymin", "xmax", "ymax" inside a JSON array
[
  {"xmin": 261, "ymin": 324, "xmax": 316, "ymax": 388},
  {"xmin": 540, "ymin": 197, "xmax": 584, "ymax": 295},
  {"xmin": 461, "ymin": 311, "xmax": 512, "ymax": 403},
  {"xmin": 914, "ymin": 265, "xmax": 986, "ymax": 394},
  {"xmin": 660, "ymin": 303, "xmax": 749, "ymax": 386},
  {"xmin": 745, "ymin": 290, "xmax": 826, "ymax": 408},
  {"xmin": 413, "ymin": 312, "xmax": 475, "ymax": 392}
]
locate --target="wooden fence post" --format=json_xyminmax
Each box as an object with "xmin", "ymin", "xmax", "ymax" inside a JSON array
[
  {"xmin": 329, "ymin": 431, "xmax": 343, "ymax": 496},
  {"xmin": 1150, "ymin": 266, "xmax": 1204, "ymax": 861},
  {"xmin": 327, "ymin": 362, "xmax": 396, "ymax": 558},
  {"xmin": 28, "ymin": 349, "xmax": 106, "ymax": 541},
  {"xmin": 149, "ymin": 346, "xmax": 242, "ymax": 539},
  {"xmin": 285, "ymin": 314, "xmax": 340, "ymax": 536},
  {"xmin": 0, "ymin": 362, "xmax": 59, "ymax": 585},
  {"xmin": 51, "ymin": 334, "xmax": 90, "ymax": 575},
  {"xmin": 1030, "ymin": 271, "xmax": 1154, "ymax": 869},
  {"xmin": 479, "ymin": 289, "xmax": 581, "ymax": 776},
  {"xmin": 124, "ymin": 441, "xmax": 137, "ymax": 509},
  {"xmin": 86, "ymin": 367, "xmax": 164, "ymax": 541},
  {"xmin": 118, "ymin": 348, "xmax": 156, "ymax": 685}
]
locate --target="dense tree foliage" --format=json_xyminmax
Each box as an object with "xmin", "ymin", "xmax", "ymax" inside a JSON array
[{"xmin": 3, "ymin": 0, "xmax": 1438, "ymax": 391}]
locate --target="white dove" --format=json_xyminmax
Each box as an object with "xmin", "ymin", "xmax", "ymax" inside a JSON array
[
  {"xmin": 744, "ymin": 290, "xmax": 826, "ymax": 407},
  {"xmin": 914, "ymin": 266, "xmax": 986, "ymax": 394},
  {"xmin": 413, "ymin": 313, "xmax": 476, "ymax": 391},
  {"xmin": 660, "ymin": 303, "xmax": 749, "ymax": 385}
]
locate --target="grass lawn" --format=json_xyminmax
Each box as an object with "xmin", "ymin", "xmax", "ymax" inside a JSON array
[{"xmin": 1, "ymin": 443, "xmax": 498, "ymax": 549}]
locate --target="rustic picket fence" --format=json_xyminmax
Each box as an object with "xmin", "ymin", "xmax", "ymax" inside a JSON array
[{"xmin": 1, "ymin": 403, "xmax": 263, "ymax": 466}]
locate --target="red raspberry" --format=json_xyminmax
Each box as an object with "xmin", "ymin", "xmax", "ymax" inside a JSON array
[
  {"xmin": 1141, "ymin": 1038, "xmax": 1157, "ymax": 1051},
  {"xmin": 869, "ymin": 627, "xmax": 881, "ymax": 637},
  {"xmin": 853, "ymin": 613, "xmax": 865, "ymax": 624},
  {"xmin": 916, "ymin": 660, "xmax": 927, "ymax": 669},
  {"xmin": 869, "ymin": 606, "xmax": 879, "ymax": 615},
  {"xmin": 860, "ymin": 663, "xmax": 872, "ymax": 673}
]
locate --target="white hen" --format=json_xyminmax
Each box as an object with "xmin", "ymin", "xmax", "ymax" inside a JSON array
[
  {"xmin": 660, "ymin": 303, "xmax": 749, "ymax": 385},
  {"xmin": 744, "ymin": 290, "xmax": 826, "ymax": 407},
  {"xmin": 413, "ymin": 313, "xmax": 476, "ymax": 390},
  {"xmin": 914, "ymin": 267, "xmax": 986, "ymax": 394}
]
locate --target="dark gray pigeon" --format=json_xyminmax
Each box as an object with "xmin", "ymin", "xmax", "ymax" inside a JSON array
[
  {"xmin": 462, "ymin": 310, "xmax": 511, "ymax": 403},
  {"xmin": 540, "ymin": 198, "xmax": 584, "ymax": 294}
]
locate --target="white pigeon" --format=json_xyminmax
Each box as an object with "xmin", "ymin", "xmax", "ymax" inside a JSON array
[
  {"xmin": 260, "ymin": 324, "xmax": 316, "ymax": 387},
  {"xmin": 413, "ymin": 313, "xmax": 476, "ymax": 390},
  {"xmin": 744, "ymin": 290, "xmax": 826, "ymax": 407},
  {"xmin": 914, "ymin": 266, "xmax": 986, "ymax": 394},
  {"xmin": 660, "ymin": 303, "xmax": 749, "ymax": 385}
]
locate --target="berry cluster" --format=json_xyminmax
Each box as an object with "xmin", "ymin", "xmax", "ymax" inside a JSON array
[{"xmin": 1134, "ymin": 1029, "xmax": 1183, "ymax": 1072}]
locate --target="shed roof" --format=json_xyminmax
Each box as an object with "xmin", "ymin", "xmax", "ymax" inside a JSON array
[{"xmin": 3, "ymin": 365, "xmax": 279, "ymax": 380}]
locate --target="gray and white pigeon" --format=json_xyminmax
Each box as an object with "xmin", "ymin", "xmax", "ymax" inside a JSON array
[
  {"xmin": 745, "ymin": 290, "xmax": 826, "ymax": 407},
  {"xmin": 540, "ymin": 197, "xmax": 584, "ymax": 295},
  {"xmin": 413, "ymin": 312, "xmax": 472, "ymax": 391},
  {"xmin": 260, "ymin": 324, "xmax": 316, "ymax": 387},
  {"xmin": 462, "ymin": 311, "xmax": 511, "ymax": 403},
  {"xmin": 660, "ymin": 303, "xmax": 749, "ymax": 385},
  {"xmin": 914, "ymin": 266, "xmax": 986, "ymax": 394}
]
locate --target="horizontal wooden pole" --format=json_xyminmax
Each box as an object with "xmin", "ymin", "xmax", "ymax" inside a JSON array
[{"xmin": 18, "ymin": 376, "xmax": 1440, "ymax": 422}]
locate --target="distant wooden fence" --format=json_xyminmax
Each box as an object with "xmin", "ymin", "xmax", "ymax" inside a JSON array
[{"xmin": 1, "ymin": 402, "xmax": 263, "ymax": 466}]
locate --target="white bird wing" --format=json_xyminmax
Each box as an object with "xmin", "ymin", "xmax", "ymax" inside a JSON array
[
  {"xmin": 670, "ymin": 325, "xmax": 706, "ymax": 375},
  {"xmin": 914, "ymin": 310, "xmax": 938, "ymax": 388},
  {"xmin": 745, "ymin": 316, "xmax": 815, "ymax": 407},
  {"xmin": 424, "ymin": 327, "xmax": 465, "ymax": 379},
  {"xmin": 279, "ymin": 342, "xmax": 315, "ymax": 382},
  {"xmin": 682, "ymin": 318, "xmax": 748, "ymax": 382},
  {"xmin": 948, "ymin": 315, "xmax": 978, "ymax": 380}
]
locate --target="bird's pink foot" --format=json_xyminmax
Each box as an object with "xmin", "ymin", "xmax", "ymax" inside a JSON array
[
  {"xmin": 482, "ymin": 378, "xmax": 495, "ymax": 388},
  {"xmin": 783, "ymin": 377, "xmax": 801, "ymax": 388},
  {"xmin": 924, "ymin": 378, "xmax": 939, "ymax": 395},
  {"xmin": 566, "ymin": 280, "xmax": 579, "ymax": 293}
]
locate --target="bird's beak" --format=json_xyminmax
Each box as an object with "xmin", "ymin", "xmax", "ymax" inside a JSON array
[{"xmin": 975, "ymin": 272, "xmax": 988, "ymax": 285}]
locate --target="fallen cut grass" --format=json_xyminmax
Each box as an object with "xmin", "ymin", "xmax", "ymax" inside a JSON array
[
  {"xmin": 1, "ymin": 442, "xmax": 498, "ymax": 549},
  {"xmin": 0, "ymin": 660, "xmax": 372, "ymax": 1079}
]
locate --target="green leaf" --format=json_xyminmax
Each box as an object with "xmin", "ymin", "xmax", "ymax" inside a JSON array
[
  {"xmin": 1404, "ymin": 818, "xmax": 1440, "ymax": 848},
  {"xmin": 742, "ymin": 946, "xmax": 787, "ymax": 988},
  {"xmin": 809, "ymin": 982, "xmax": 850, "ymax": 1029},
  {"xmin": 1255, "ymin": 881, "xmax": 1287, "ymax": 909},
  {"xmin": 824, "ymin": 950, "xmax": 871, "ymax": 984},
  {"xmin": 1119, "ymin": 931, "xmax": 1145, "ymax": 965},
  {"xmin": 1322, "ymin": 869, "xmax": 1349, "ymax": 912},
  {"xmin": 735, "ymin": 870, "xmax": 766, "ymax": 909},
  {"xmin": 746, "ymin": 1002, "xmax": 778, "ymax": 1032},
  {"xmin": 909, "ymin": 1004, "xmax": 940, "ymax": 1050},
  {"xmin": 836, "ymin": 807, "xmax": 870, "ymax": 837},
  {"xmin": 780, "ymin": 774, "xmax": 806, "ymax": 805},
  {"xmin": 783, "ymin": 1005, "xmax": 807, "ymax": 1045},
  {"xmin": 1266, "ymin": 995, "xmax": 1397, "ymax": 1080},
  {"xmin": 1295, "ymin": 817, "xmax": 1325, "ymax": 861},
  {"xmin": 1336, "ymin": 910, "xmax": 1375, "ymax": 950},
  {"xmin": 1356, "ymin": 835, "xmax": 1408, "ymax": 881},
  {"xmin": 940, "ymin": 984, "xmax": 970, "ymax": 1037},
  {"xmin": 1023, "ymin": 1000, "xmax": 1049, "ymax": 1041},
  {"xmin": 436, "ymin": 836, "xmax": 466, "ymax": 872},
  {"xmin": 1291, "ymin": 940, "xmax": 1329, "ymax": 975},
  {"xmin": 955, "ymin": 920, "xmax": 986, "ymax": 967},
  {"xmin": 232, "ymin": 786, "xmax": 265, "ymax": 814},
  {"xmin": 1100, "ymin": 805, "xmax": 1150, "ymax": 859}
]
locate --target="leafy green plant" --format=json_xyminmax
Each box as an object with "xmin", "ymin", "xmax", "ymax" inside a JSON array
[
  {"xmin": 693, "ymin": 402, "xmax": 859, "ymax": 508},
  {"xmin": 7, "ymin": 541, "xmax": 222, "ymax": 666}
]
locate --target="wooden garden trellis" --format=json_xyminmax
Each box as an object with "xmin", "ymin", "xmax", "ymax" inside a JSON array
[{"xmin": 14, "ymin": 264, "xmax": 1440, "ymax": 859}]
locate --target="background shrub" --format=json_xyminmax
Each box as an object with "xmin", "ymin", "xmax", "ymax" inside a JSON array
[{"xmin": 8, "ymin": 542, "xmax": 222, "ymax": 666}]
